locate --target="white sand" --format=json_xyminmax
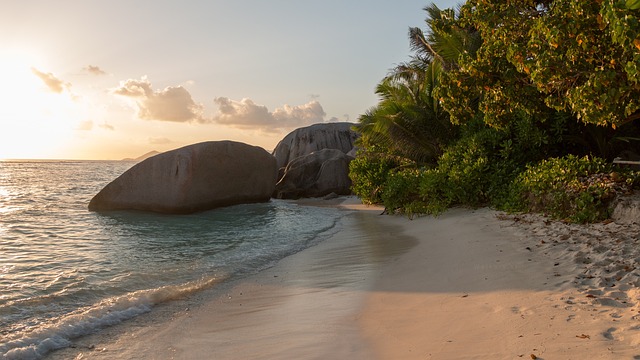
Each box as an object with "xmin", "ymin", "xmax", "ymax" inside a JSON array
[
  {"xmin": 360, "ymin": 208, "xmax": 640, "ymax": 359},
  {"xmin": 49, "ymin": 198, "xmax": 640, "ymax": 359}
]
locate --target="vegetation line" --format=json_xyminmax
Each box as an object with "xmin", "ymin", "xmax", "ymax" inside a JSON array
[{"xmin": 350, "ymin": 1, "xmax": 640, "ymax": 223}]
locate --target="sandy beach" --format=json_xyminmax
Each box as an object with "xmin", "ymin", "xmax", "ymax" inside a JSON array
[{"xmin": 49, "ymin": 197, "xmax": 640, "ymax": 359}]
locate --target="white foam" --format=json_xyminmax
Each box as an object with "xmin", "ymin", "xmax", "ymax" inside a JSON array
[{"xmin": 0, "ymin": 276, "xmax": 223, "ymax": 359}]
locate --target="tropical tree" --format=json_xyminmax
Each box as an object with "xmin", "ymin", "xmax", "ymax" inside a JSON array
[
  {"xmin": 438, "ymin": 0, "xmax": 640, "ymax": 129},
  {"xmin": 355, "ymin": 4, "xmax": 480, "ymax": 164},
  {"xmin": 356, "ymin": 60, "xmax": 453, "ymax": 164}
]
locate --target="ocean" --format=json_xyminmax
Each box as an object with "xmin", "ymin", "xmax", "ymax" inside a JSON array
[{"xmin": 0, "ymin": 160, "xmax": 344, "ymax": 359}]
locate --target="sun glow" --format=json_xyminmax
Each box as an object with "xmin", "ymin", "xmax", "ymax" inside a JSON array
[{"xmin": 0, "ymin": 51, "xmax": 79, "ymax": 159}]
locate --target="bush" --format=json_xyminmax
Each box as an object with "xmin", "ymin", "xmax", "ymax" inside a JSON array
[
  {"xmin": 506, "ymin": 155, "xmax": 637, "ymax": 222},
  {"xmin": 381, "ymin": 168, "xmax": 428, "ymax": 217},
  {"xmin": 351, "ymin": 108, "xmax": 640, "ymax": 222},
  {"xmin": 417, "ymin": 127, "xmax": 521, "ymax": 214},
  {"xmin": 433, "ymin": 131, "xmax": 493, "ymax": 206},
  {"xmin": 349, "ymin": 151, "xmax": 412, "ymax": 205},
  {"xmin": 416, "ymin": 168, "xmax": 452, "ymax": 215}
]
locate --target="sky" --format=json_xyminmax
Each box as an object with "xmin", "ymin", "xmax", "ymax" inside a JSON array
[{"xmin": 0, "ymin": 0, "xmax": 459, "ymax": 160}]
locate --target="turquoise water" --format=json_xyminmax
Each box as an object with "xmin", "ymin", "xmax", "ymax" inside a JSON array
[{"xmin": 0, "ymin": 160, "xmax": 343, "ymax": 359}]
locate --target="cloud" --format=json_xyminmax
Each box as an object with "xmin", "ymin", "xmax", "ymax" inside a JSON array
[
  {"xmin": 99, "ymin": 122, "xmax": 115, "ymax": 131},
  {"xmin": 31, "ymin": 67, "xmax": 69, "ymax": 93},
  {"xmin": 84, "ymin": 65, "xmax": 106, "ymax": 76},
  {"xmin": 272, "ymin": 101, "xmax": 326, "ymax": 126},
  {"xmin": 112, "ymin": 76, "xmax": 206, "ymax": 123},
  {"xmin": 76, "ymin": 120, "xmax": 93, "ymax": 131},
  {"xmin": 149, "ymin": 137, "xmax": 172, "ymax": 145},
  {"xmin": 213, "ymin": 97, "xmax": 273, "ymax": 127},
  {"xmin": 212, "ymin": 97, "xmax": 326, "ymax": 131}
]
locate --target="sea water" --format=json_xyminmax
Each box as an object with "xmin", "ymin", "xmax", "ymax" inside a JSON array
[{"xmin": 0, "ymin": 160, "xmax": 343, "ymax": 359}]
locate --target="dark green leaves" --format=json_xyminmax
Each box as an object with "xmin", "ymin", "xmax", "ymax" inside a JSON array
[
  {"xmin": 626, "ymin": 0, "xmax": 640, "ymax": 10},
  {"xmin": 442, "ymin": 0, "xmax": 640, "ymax": 128}
]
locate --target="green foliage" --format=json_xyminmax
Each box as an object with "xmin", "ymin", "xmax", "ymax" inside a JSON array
[
  {"xmin": 355, "ymin": 4, "xmax": 481, "ymax": 165},
  {"xmin": 355, "ymin": 68, "xmax": 457, "ymax": 164},
  {"xmin": 439, "ymin": 0, "xmax": 640, "ymax": 128},
  {"xmin": 348, "ymin": 150, "xmax": 412, "ymax": 205},
  {"xmin": 427, "ymin": 111, "xmax": 570, "ymax": 208},
  {"xmin": 431, "ymin": 131, "xmax": 492, "ymax": 207},
  {"xmin": 381, "ymin": 168, "xmax": 429, "ymax": 217},
  {"xmin": 351, "ymin": 1, "xmax": 640, "ymax": 223},
  {"xmin": 505, "ymin": 155, "xmax": 636, "ymax": 222},
  {"xmin": 415, "ymin": 168, "xmax": 451, "ymax": 215}
]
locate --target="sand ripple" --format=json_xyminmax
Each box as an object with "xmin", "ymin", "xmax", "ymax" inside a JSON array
[{"xmin": 502, "ymin": 213, "xmax": 640, "ymax": 344}]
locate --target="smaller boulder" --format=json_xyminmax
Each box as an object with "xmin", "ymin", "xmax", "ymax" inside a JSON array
[
  {"xmin": 612, "ymin": 194, "xmax": 640, "ymax": 224},
  {"xmin": 273, "ymin": 149, "xmax": 353, "ymax": 199},
  {"xmin": 272, "ymin": 122, "xmax": 358, "ymax": 171}
]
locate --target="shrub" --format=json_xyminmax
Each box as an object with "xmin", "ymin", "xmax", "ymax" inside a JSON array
[
  {"xmin": 433, "ymin": 131, "xmax": 493, "ymax": 206},
  {"xmin": 507, "ymin": 155, "xmax": 637, "ymax": 222},
  {"xmin": 416, "ymin": 168, "xmax": 452, "ymax": 215},
  {"xmin": 381, "ymin": 168, "xmax": 429, "ymax": 217},
  {"xmin": 349, "ymin": 151, "xmax": 412, "ymax": 205},
  {"xmin": 417, "ymin": 127, "xmax": 518, "ymax": 213}
]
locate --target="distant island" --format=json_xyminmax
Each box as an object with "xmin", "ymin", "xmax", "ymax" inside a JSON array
[{"xmin": 121, "ymin": 150, "xmax": 161, "ymax": 162}]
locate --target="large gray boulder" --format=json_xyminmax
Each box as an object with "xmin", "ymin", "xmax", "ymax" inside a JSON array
[
  {"xmin": 273, "ymin": 149, "xmax": 353, "ymax": 199},
  {"xmin": 89, "ymin": 141, "xmax": 277, "ymax": 214},
  {"xmin": 272, "ymin": 122, "xmax": 358, "ymax": 172}
]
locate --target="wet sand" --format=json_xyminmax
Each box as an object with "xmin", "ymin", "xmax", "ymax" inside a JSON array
[
  {"xmin": 48, "ymin": 199, "xmax": 412, "ymax": 359},
  {"xmin": 49, "ymin": 198, "xmax": 640, "ymax": 359}
]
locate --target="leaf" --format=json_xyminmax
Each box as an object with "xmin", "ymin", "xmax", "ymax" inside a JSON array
[{"xmin": 627, "ymin": 0, "xmax": 640, "ymax": 10}]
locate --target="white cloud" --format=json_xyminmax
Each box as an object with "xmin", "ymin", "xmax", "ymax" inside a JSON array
[
  {"xmin": 76, "ymin": 120, "xmax": 93, "ymax": 131},
  {"xmin": 212, "ymin": 97, "xmax": 326, "ymax": 132},
  {"xmin": 213, "ymin": 97, "xmax": 273, "ymax": 128},
  {"xmin": 112, "ymin": 76, "xmax": 206, "ymax": 123},
  {"xmin": 84, "ymin": 65, "xmax": 106, "ymax": 76},
  {"xmin": 272, "ymin": 101, "xmax": 326, "ymax": 126},
  {"xmin": 149, "ymin": 137, "xmax": 172, "ymax": 145},
  {"xmin": 99, "ymin": 122, "xmax": 115, "ymax": 131},
  {"xmin": 31, "ymin": 67, "xmax": 69, "ymax": 94}
]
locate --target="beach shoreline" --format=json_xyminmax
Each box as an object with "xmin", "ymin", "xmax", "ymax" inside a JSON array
[
  {"xmin": 47, "ymin": 197, "xmax": 404, "ymax": 359},
  {"xmin": 48, "ymin": 197, "xmax": 640, "ymax": 359}
]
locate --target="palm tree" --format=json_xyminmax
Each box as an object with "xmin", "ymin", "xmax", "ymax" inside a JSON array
[
  {"xmin": 357, "ymin": 60, "xmax": 454, "ymax": 164},
  {"xmin": 355, "ymin": 3, "xmax": 480, "ymax": 165},
  {"xmin": 408, "ymin": 4, "xmax": 481, "ymax": 72}
]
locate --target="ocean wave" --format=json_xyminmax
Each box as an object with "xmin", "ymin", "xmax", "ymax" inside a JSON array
[{"xmin": 0, "ymin": 276, "xmax": 224, "ymax": 360}]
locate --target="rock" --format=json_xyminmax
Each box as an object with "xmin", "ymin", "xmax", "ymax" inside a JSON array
[
  {"xmin": 346, "ymin": 147, "xmax": 358, "ymax": 158},
  {"xmin": 612, "ymin": 194, "xmax": 640, "ymax": 224},
  {"xmin": 273, "ymin": 149, "xmax": 352, "ymax": 199},
  {"xmin": 89, "ymin": 141, "xmax": 277, "ymax": 214},
  {"xmin": 272, "ymin": 122, "xmax": 358, "ymax": 172},
  {"xmin": 322, "ymin": 192, "xmax": 339, "ymax": 200}
]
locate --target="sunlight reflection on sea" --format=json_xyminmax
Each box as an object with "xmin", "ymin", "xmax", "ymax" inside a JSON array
[{"xmin": 0, "ymin": 160, "xmax": 342, "ymax": 359}]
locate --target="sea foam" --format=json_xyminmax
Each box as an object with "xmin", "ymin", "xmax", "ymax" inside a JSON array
[
  {"xmin": 0, "ymin": 160, "xmax": 343, "ymax": 359},
  {"xmin": 0, "ymin": 276, "xmax": 223, "ymax": 359}
]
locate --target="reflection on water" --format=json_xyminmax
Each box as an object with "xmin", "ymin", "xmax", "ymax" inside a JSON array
[
  {"xmin": 356, "ymin": 211, "xmax": 418, "ymax": 262},
  {"xmin": 0, "ymin": 160, "xmax": 344, "ymax": 359},
  {"xmin": 286, "ymin": 210, "xmax": 417, "ymax": 290}
]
